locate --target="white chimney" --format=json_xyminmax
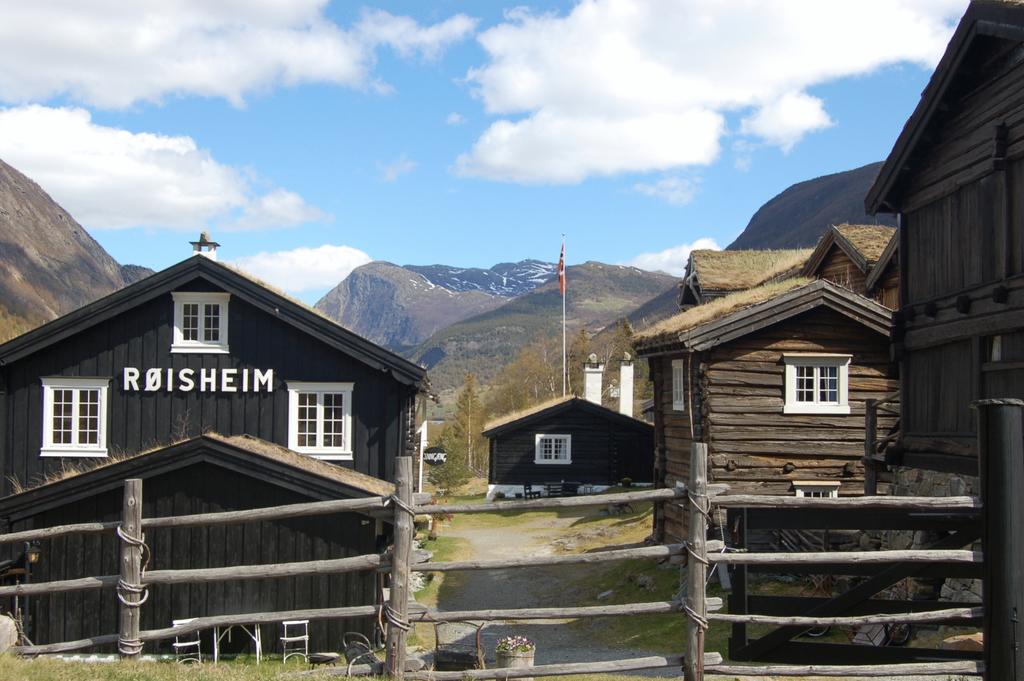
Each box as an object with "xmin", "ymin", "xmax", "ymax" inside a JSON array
[
  {"xmin": 619, "ymin": 352, "xmax": 634, "ymax": 417},
  {"xmin": 584, "ymin": 353, "xmax": 604, "ymax": 405},
  {"xmin": 190, "ymin": 231, "xmax": 220, "ymax": 261}
]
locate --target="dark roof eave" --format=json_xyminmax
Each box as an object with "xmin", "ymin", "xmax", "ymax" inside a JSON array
[
  {"xmin": 482, "ymin": 397, "xmax": 653, "ymax": 439},
  {"xmin": 867, "ymin": 2, "xmax": 1024, "ymax": 213}
]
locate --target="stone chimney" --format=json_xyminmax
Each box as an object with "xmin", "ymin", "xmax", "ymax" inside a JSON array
[
  {"xmin": 619, "ymin": 352, "xmax": 634, "ymax": 417},
  {"xmin": 190, "ymin": 231, "xmax": 220, "ymax": 261},
  {"xmin": 584, "ymin": 353, "xmax": 604, "ymax": 405}
]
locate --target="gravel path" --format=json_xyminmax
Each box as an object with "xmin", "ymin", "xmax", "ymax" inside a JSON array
[{"xmin": 431, "ymin": 511, "xmax": 677, "ymax": 676}]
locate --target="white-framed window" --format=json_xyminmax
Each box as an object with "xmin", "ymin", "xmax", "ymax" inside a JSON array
[
  {"xmin": 171, "ymin": 292, "xmax": 230, "ymax": 354},
  {"xmin": 783, "ymin": 354, "xmax": 851, "ymax": 415},
  {"xmin": 287, "ymin": 382, "xmax": 354, "ymax": 459},
  {"xmin": 671, "ymin": 359, "xmax": 686, "ymax": 411},
  {"xmin": 41, "ymin": 377, "xmax": 109, "ymax": 457},
  {"xmin": 534, "ymin": 434, "xmax": 571, "ymax": 464},
  {"xmin": 792, "ymin": 481, "xmax": 841, "ymax": 498}
]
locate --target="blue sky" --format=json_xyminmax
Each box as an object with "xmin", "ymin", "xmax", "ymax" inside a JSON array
[{"xmin": 0, "ymin": 1, "xmax": 967, "ymax": 303}]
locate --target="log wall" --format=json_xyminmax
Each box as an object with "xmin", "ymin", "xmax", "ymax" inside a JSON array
[{"xmin": 817, "ymin": 248, "xmax": 867, "ymax": 294}]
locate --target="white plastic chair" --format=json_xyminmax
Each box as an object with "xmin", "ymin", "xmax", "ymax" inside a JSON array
[
  {"xmin": 281, "ymin": 620, "xmax": 309, "ymax": 664},
  {"xmin": 172, "ymin": 618, "xmax": 202, "ymax": 663}
]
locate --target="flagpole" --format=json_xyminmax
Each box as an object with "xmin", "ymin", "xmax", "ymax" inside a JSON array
[{"xmin": 561, "ymin": 235, "xmax": 567, "ymax": 397}]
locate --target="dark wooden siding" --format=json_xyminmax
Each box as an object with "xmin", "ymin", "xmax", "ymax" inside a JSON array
[
  {"xmin": 817, "ymin": 248, "xmax": 867, "ymax": 293},
  {"xmin": 653, "ymin": 354, "xmax": 697, "ymax": 544},
  {"xmin": 657, "ymin": 308, "xmax": 897, "ymax": 544},
  {"xmin": 10, "ymin": 462, "xmax": 378, "ymax": 651},
  {"xmin": 488, "ymin": 408, "xmax": 653, "ymax": 487},
  {"xmin": 872, "ymin": 264, "xmax": 899, "ymax": 310},
  {"xmin": 0, "ymin": 277, "xmax": 415, "ymax": 496}
]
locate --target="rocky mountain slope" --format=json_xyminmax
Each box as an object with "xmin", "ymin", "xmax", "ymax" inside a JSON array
[
  {"xmin": 314, "ymin": 262, "xmax": 510, "ymax": 353},
  {"xmin": 728, "ymin": 162, "xmax": 896, "ymax": 250},
  {"xmin": 0, "ymin": 159, "xmax": 128, "ymax": 334},
  {"xmin": 413, "ymin": 262, "xmax": 676, "ymax": 392}
]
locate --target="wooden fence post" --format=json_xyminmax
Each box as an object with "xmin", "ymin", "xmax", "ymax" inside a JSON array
[
  {"xmin": 385, "ymin": 457, "xmax": 414, "ymax": 678},
  {"xmin": 118, "ymin": 479, "xmax": 144, "ymax": 659},
  {"xmin": 684, "ymin": 443, "xmax": 708, "ymax": 681},
  {"xmin": 864, "ymin": 398, "xmax": 878, "ymax": 496},
  {"xmin": 976, "ymin": 399, "xmax": 1024, "ymax": 681}
]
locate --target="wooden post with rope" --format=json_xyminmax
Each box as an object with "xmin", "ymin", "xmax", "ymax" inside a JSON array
[
  {"xmin": 117, "ymin": 478, "xmax": 145, "ymax": 659},
  {"xmin": 385, "ymin": 457, "xmax": 414, "ymax": 678},
  {"xmin": 684, "ymin": 443, "xmax": 709, "ymax": 681}
]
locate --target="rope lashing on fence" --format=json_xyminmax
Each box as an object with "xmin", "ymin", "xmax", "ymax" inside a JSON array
[
  {"xmin": 115, "ymin": 523, "xmax": 150, "ymax": 656},
  {"xmin": 683, "ymin": 487, "xmax": 710, "ymax": 634},
  {"xmin": 388, "ymin": 493, "xmax": 417, "ymax": 518}
]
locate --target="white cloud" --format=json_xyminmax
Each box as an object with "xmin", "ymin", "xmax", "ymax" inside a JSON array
[
  {"xmin": 0, "ymin": 3, "xmax": 477, "ymax": 108},
  {"xmin": 625, "ymin": 237, "xmax": 721, "ymax": 276},
  {"xmin": 633, "ymin": 176, "xmax": 699, "ymax": 206},
  {"xmin": 229, "ymin": 244, "xmax": 372, "ymax": 293},
  {"xmin": 446, "ymin": 112, "xmax": 466, "ymax": 125},
  {"xmin": 0, "ymin": 105, "xmax": 325, "ymax": 231},
  {"xmin": 459, "ymin": 0, "xmax": 964, "ymax": 183},
  {"xmin": 379, "ymin": 154, "xmax": 418, "ymax": 182},
  {"xmin": 739, "ymin": 92, "xmax": 833, "ymax": 152}
]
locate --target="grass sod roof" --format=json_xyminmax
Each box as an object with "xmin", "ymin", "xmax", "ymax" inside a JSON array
[
  {"xmin": 636, "ymin": 277, "xmax": 814, "ymax": 348},
  {"xmin": 833, "ymin": 224, "xmax": 896, "ymax": 265},
  {"xmin": 688, "ymin": 249, "xmax": 812, "ymax": 292},
  {"xmin": 483, "ymin": 395, "xmax": 576, "ymax": 433},
  {"xmin": 9, "ymin": 433, "xmax": 394, "ymax": 498}
]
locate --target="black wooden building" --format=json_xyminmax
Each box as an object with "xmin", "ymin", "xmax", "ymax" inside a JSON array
[
  {"xmin": 0, "ymin": 250, "xmax": 427, "ymax": 648},
  {"xmin": 866, "ymin": 0, "xmax": 1024, "ymax": 474},
  {"xmin": 482, "ymin": 397, "xmax": 654, "ymax": 499},
  {"xmin": 0, "ymin": 435, "xmax": 391, "ymax": 651}
]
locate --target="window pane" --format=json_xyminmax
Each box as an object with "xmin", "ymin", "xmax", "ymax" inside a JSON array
[
  {"xmin": 52, "ymin": 389, "xmax": 74, "ymax": 444},
  {"xmin": 182, "ymin": 303, "xmax": 200, "ymax": 341},
  {"xmin": 297, "ymin": 393, "xmax": 318, "ymax": 447},
  {"xmin": 818, "ymin": 365, "xmax": 839, "ymax": 404},
  {"xmin": 78, "ymin": 389, "xmax": 100, "ymax": 445},
  {"xmin": 203, "ymin": 304, "xmax": 220, "ymax": 343},
  {"xmin": 795, "ymin": 366, "xmax": 815, "ymax": 402},
  {"xmin": 322, "ymin": 393, "xmax": 346, "ymax": 448}
]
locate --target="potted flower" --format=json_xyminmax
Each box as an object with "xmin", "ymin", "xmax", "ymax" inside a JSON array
[{"xmin": 495, "ymin": 635, "xmax": 535, "ymax": 678}]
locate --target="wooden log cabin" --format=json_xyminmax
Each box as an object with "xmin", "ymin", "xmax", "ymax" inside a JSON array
[
  {"xmin": 866, "ymin": 0, "xmax": 1024, "ymax": 475},
  {"xmin": 0, "ymin": 239, "xmax": 427, "ymax": 649},
  {"xmin": 483, "ymin": 356, "xmax": 653, "ymax": 499},
  {"xmin": 679, "ymin": 249, "xmax": 811, "ymax": 308},
  {"xmin": 636, "ymin": 279, "xmax": 897, "ymax": 543},
  {"xmin": 802, "ymin": 224, "xmax": 899, "ymax": 309}
]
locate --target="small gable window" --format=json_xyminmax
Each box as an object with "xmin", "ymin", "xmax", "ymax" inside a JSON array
[
  {"xmin": 792, "ymin": 480, "xmax": 841, "ymax": 498},
  {"xmin": 171, "ymin": 292, "xmax": 230, "ymax": 354},
  {"xmin": 535, "ymin": 434, "xmax": 571, "ymax": 464},
  {"xmin": 671, "ymin": 359, "xmax": 686, "ymax": 411},
  {"xmin": 41, "ymin": 377, "xmax": 109, "ymax": 457},
  {"xmin": 287, "ymin": 382, "xmax": 354, "ymax": 460},
  {"xmin": 783, "ymin": 354, "xmax": 851, "ymax": 415}
]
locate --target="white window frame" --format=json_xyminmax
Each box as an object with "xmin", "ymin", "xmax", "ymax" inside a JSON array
[
  {"xmin": 287, "ymin": 381, "xmax": 354, "ymax": 460},
  {"xmin": 41, "ymin": 377, "xmax": 109, "ymax": 457},
  {"xmin": 671, "ymin": 359, "xmax": 686, "ymax": 411},
  {"xmin": 792, "ymin": 481, "xmax": 841, "ymax": 498},
  {"xmin": 171, "ymin": 291, "xmax": 230, "ymax": 354},
  {"xmin": 782, "ymin": 354, "xmax": 851, "ymax": 415},
  {"xmin": 534, "ymin": 433, "xmax": 572, "ymax": 464}
]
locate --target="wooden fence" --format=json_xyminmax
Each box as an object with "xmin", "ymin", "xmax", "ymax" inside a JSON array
[{"xmin": 0, "ymin": 458, "xmax": 722, "ymax": 679}]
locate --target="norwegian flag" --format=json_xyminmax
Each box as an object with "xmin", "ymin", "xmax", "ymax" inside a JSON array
[{"xmin": 558, "ymin": 241, "xmax": 566, "ymax": 296}]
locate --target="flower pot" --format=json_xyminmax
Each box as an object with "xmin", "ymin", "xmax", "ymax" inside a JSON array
[{"xmin": 495, "ymin": 648, "xmax": 535, "ymax": 681}]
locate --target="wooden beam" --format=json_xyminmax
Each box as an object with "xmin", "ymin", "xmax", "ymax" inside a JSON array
[
  {"xmin": 117, "ymin": 479, "xmax": 143, "ymax": 659},
  {"xmin": 684, "ymin": 443, "xmax": 709, "ymax": 681},
  {"xmin": 710, "ymin": 605, "xmax": 981, "ymax": 627},
  {"xmin": 710, "ymin": 549, "xmax": 980, "ymax": 565},
  {"xmin": 415, "ymin": 543, "xmax": 683, "ymax": 572},
  {"xmin": 416, "ymin": 487, "xmax": 682, "ymax": 515},
  {"xmin": 141, "ymin": 495, "xmax": 389, "ymax": 530},
  {"xmin": 385, "ymin": 456, "xmax": 414, "ymax": 679},
  {"xmin": 705, "ymin": 660, "xmax": 983, "ymax": 677},
  {"xmin": 400, "ymin": 654, "xmax": 724, "ymax": 680},
  {"xmin": 711, "ymin": 494, "xmax": 979, "ymax": 510},
  {"xmin": 0, "ymin": 521, "xmax": 118, "ymax": 545}
]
